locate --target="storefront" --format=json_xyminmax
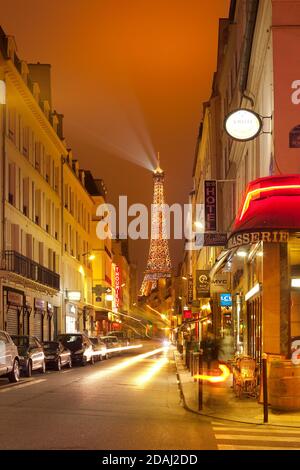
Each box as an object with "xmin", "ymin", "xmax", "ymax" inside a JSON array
[
  {"xmin": 211, "ymin": 175, "xmax": 300, "ymax": 366},
  {"xmin": 66, "ymin": 303, "xmax": 78, "ymax": 333},
  {"xmin": 4, "ymin": 288, "xmax": 24, "ymax": 336},
  {"xmin": 34, "ymin": 298, "xmax": 46, "ymax": 341}
]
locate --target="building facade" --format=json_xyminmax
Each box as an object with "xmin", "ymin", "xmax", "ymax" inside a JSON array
[
  {"xmin": 0, "ymin": 27, "xmax": 115, "ymax": 340},
  {"xmin": 189, "ymin": 0, "xmax": 300, "ymax": 370}
]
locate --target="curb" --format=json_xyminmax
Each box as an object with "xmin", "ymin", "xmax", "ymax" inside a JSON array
[{"xmin": 173, "ymin": 351, "xmax": 300, "ymax": 429}]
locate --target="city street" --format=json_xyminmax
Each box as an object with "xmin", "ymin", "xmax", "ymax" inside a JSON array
[
  {"xmin": 1, "ymin": 341, "xmax": 300, "ymax": 450},
  {"xmin": 0, "ymin": 341, "xmax": 216, "ymax": 450}
]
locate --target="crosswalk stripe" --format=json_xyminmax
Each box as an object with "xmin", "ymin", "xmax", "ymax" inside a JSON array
[
  {"xmin": 213, "ymin": 427, "xmax": 300, "ymax": 434},
  {"xmin": 215, "ymin": 434, "xmax": 300, "ymax": 442},
  {"xmin": 218, "ymin": 444, "xmax": 300, "ymax": 450},
  {"xmin": 0, "ymin": 379, "xmax": 46, "ymax": 392}
]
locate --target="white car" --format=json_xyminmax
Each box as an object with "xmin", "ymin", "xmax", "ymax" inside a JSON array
[{"xmin": 0, "ymin": 331, "xmax": 20, "ymax": 382}]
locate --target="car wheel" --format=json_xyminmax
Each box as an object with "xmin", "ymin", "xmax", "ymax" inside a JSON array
[
  {"xmin": 56, "ymin": 358, "xmax": 61, "ymax": 371},
  {"xmin": 26, "ymin": 360, "xmax": 32, "ymax": 378},
  {"xmin": 90, "ymin": 355, "xmax": 95, "ymax": 365},
  {"xmin": 41, "ymin": 360, "xmax": 46, "ymax": 374},
  {"xmin": 99, "ymin": 354, "xmax": 103, "ymax": 361},
  {"xmin": 81, "ymin": 357, "xmax": 87, "ymax": 366},
  {"xmin": 68, "ymin": 358, "xmax": 72, "ymax": 368},
  {"xmin": 8, "ymin": 360, "xmax": 20, "ymax": 383},
  {"xmin": 106, "ymin": 353, "xmax": 110, "ymax": 360}
]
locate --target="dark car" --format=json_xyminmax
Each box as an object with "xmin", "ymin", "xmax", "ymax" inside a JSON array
[
  {"xmin": 11, "ymin": 335, "xmax": 45, "ymax": 377},
  {"xmin": 56, "ymin": 333, "xmax": 94, "ymax": 366},
  {"xmin": 0, "ymin": 330, "xmax": 20, "ymax": 383},
  {"xmin": 100, "ymin": 335, "xmax": 122, "ymax": 357},
  {"xmin": 89, "ymin": 337, "xmax": 107, "ymax": 361},
  {"xmin": 43, "ymin": 341, "xmax": 72, "ymax": 371}
]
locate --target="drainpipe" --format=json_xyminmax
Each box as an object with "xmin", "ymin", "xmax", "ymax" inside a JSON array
[
  {"xmin": 1, "ymin": 78, "xmax": 6, "ymax": 331},
  {"xmin": 239, "ymin": 0, "xmax": 259, "ymax": 106}
]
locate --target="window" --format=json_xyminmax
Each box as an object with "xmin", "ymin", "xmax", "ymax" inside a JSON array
[
  {"xmin": 8, "ymin": 163, "xmax": 16, "ymax": 206},
  {"xmin": 23, "ymin": 177, "xmax": 29, "ymax": 217},
  {"xmin": 23, "ymin": 126, "xmax": 29, "ymax": 157},
  {"xmin": 8, "ymin": 108, "xmax": 16, "ymax": 142}
]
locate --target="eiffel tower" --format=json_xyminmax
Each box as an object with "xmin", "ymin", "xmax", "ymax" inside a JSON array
[{"xmin": 140, "ymin": 153, "xmax": 172, "ymax": 297}]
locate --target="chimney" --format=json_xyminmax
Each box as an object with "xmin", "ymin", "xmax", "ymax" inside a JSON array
[{"xmin": 28, "ymin": 63, "xmax": 52, "ymax": 108}]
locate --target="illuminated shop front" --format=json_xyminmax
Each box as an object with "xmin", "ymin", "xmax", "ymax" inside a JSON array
[{"xmin": 211, "ymin": 175, "xmax": 300, "ymax": 365}]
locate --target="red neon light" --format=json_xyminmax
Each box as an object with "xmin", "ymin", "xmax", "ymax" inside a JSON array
[{"xmin": 114, "ymin": 265, "xmax": 121, "ymax": 309}]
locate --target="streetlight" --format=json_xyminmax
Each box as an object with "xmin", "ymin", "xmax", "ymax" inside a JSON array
[{"xmin": 82, "ymin": 251, "xmax": 95, "ymax": 261}]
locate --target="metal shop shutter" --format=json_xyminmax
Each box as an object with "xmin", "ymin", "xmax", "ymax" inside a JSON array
[
  {"xmin": 34, "ymin": 312, "xmax": 42, "ymax": 340},
  {"xmin": 7, "ymin": 307, "xmax": 19, "ymax": 335}
]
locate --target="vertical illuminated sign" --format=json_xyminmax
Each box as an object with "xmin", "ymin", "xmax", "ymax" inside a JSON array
[
  {"xmin": 114, "ymin": 265, "xmax": 121, "ymax": 310},
  {"xmin": 204, "ymin": 180, "xmax": 217, "ymax": 232}
]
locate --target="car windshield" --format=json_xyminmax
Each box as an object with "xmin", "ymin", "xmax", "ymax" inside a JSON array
[
  {"xmin": 43, "ymin": 342, "xmax": 59, "ymax": 351},
  {"xmin": 89, "ymin": 338, "xmax": 97, "ymax": 345},
  {"xmin": 57, "ymin": 335, "xmax": 82, "ymax": 351},
  {"xmin": 11, "ymin": 336, "xmax": 29, "ymax": 347}
]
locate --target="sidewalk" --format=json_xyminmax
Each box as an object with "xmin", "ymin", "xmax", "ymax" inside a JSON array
[{"xmin": 174, "ymin": 350, "xmax": 300, "ymax": 427}]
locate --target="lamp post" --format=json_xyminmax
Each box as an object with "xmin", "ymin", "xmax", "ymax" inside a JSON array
[{"xmin": 0, "ymin": 79, "xmax": 6, "ymax": 263}]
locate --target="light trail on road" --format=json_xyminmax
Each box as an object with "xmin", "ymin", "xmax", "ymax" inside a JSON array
[
  {"xmin": 85, "ymin": 346, "xmax": 169, "ymax": 383},
  {"xmin": 135, "ymin": 356, "xmax": 168, "ymax": 387}
]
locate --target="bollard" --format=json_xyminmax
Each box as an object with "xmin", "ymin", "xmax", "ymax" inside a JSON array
[
  {"xmin": 198, "ymin": 351, "xmax": 203, "ymax": 411},
  {"xmin": 194, "ymin": 352, "xmax": 200, "ymax": 383},
  {"xmin": 190, "ymin": 351, "xmax": 194, "ymax": 376},
  {"xmin": 189, "ymin": 350, "xmax": 193, "ymax": 372},
  {"xmin": 262, "ymin": 354, "xmax": 268, "ymax": 423}
]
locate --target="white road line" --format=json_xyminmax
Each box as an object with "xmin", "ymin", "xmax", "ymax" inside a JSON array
[
  {"xmin": 215, "ymin": 434, "xmax": 300, "ymax": 442},
  {"xmin": 218, "ymin": 444, "xmax": 300, "ymax": 450},
  {"xmin": 213, "ymin": 427, "xmax": 300, "ymax": 434},
  {"xmin": 0, "ymin": 379, "xmax": 46, "ymax": 392}
]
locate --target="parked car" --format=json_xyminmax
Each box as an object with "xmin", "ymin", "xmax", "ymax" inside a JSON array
[
  {"xmin": 0, "ymin": 331, "xmax": 20, "ymax": 383},
  {"xmin": 89, "ymin": 337, "xmax": 107, "ymax": 361},
  {"xmin": 108, "ymin": 331, "xmax": 130, "ymax": 347},
  {"xmin": 100, "ymin": 335, "xmax": 122, "ymax": 357},
  {"xmin": 56, "ymin": 333, "xmax": 94, "ymax": 366},
  {"xmin": 43, "ymin": 341, "xmax": 72, "ymax": 370},
  {"xmin": 11, "ymin": 335, "xmax": 45, "ymax": 377}
]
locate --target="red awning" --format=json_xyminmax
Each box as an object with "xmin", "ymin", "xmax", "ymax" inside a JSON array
[{"xmin": 232, "ymin": 174, "xmax": 300, "ymax": 233}]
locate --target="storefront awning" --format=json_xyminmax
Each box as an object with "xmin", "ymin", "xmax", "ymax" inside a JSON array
[{"xmin": 233, "ymin": 175, "xmax": 300, "ymax": 233}]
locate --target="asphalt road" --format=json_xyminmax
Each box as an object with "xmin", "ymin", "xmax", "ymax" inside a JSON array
[{"xmin": 0, "ymin": 340, "xmax": 217, "ymax": 450}]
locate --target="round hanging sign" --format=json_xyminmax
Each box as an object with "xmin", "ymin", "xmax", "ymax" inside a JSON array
[{"xmin": 224, "ymin": 108, "xmax": 262, "ymax": 141}]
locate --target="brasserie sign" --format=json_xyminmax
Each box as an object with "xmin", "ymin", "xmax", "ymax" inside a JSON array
[{"xmin": 227, "ymin": 230, "xmax": 289, "ymax": 249}]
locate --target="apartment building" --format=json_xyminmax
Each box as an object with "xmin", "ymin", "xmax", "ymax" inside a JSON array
[
  {"xmin": 190, "ymin": 0, "xmax": 300, "ymax": 364},
  {"xmin": 0, "ymin": 26, "xmax": 114, "ymax": 340}
]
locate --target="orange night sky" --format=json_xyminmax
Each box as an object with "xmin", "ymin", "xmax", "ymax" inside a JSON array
[{"xmin": 1, "ymin": 0, "xmax": 230, "ymax": 281}]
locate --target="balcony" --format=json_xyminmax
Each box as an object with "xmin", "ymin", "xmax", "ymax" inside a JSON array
[{"xmin": 2, "ymin": 250, "xmax": 60, "ymax": 290}]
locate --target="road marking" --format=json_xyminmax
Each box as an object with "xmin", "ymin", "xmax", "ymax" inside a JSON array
[
  {"xmin": 0, "ymin": 379, "xmax": 46, "ymax": 392},
  {"xmin": 215, "ymin": 434, "xmax": 300, "ymax": 442},
  {"xmin": 218, "ymin": 444, "xmax": 300, "ymax": 450},
  {"xmin": 213, "ymin": 426, "xmax": 300, "ymax": 434}
]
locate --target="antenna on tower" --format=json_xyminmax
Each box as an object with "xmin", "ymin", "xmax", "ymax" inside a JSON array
[{"xmin": 154, "ymin": 151, "xmax": 162, "ymax": 173}]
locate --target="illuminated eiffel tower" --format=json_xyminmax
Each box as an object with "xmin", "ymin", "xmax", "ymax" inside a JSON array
[{"xmin": 140, "ymin": 153, "xmax": 172, "ymax": 297}]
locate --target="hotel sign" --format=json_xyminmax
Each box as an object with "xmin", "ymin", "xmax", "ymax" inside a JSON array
[
  {"xmin": 204, "ymin": 180, "xmax": 217, "ymax": 232},
  {"xmin": 227, "ymin": 231, "xmax": 289, "ymax": 249}
]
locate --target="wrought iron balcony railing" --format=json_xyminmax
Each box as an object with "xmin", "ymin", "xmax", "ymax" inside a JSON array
[{"xmin": 2, "ymin": 250, "xmax": 60, "ymax": 290}]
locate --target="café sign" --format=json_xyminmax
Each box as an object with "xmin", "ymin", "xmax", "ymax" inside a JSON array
[
  {"xmin": 224, "ymin": 109, "xmax": 262, "ymax": 142},
  {"xmin": 227, "ymin": 231, "xmax": 289, "ymax": 250}
]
